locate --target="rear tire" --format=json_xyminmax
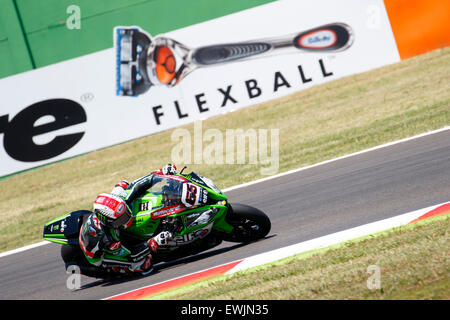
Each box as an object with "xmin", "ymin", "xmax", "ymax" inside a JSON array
[
  {"xmin": 61, "ymin": 244, "xmax": 84, "ymax": 263},
  {"xmin": 225, "ymin": 203, "xmax": 271, "ymax": 243},
  {"xmin": 61, "ymin": 244, "xmax": 112, "ymax": 279}
]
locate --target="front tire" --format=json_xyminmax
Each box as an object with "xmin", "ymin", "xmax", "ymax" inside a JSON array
[{"xmin": 225, "ymin": 203, "xmax": 271, "ymax": 243}]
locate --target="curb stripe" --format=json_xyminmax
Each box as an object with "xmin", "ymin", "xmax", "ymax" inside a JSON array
[
  {"xmin": 106, "ymin": 259, "xmax": 243, "ymax": 300},
  {"xmin": 408, "ymin": 203, "xmax": 450, "ymax": 225}
]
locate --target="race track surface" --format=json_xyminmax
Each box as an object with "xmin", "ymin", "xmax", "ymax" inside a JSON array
[{"xmin": 1, "ymin": 129, "xmax": 449, "ymax": 299}]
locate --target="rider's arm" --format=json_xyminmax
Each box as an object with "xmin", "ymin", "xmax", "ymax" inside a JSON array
[
  {"xmin": 115, "ymin": 165, "xmax": 175, "ymax": 203},
  {"xmin": 124, "ymin": 172, "xmax": 155, "ymax": 204}
]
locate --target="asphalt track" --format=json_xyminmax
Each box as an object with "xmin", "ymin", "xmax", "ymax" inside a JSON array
[{"xmin": 1, "ymin": 129, "xmax": 449, "ymax": 300}]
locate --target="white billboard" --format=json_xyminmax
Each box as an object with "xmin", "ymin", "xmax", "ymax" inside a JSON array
[{"xmin": 0, "ymin": 0, "xmax": 399, "ymax": 177}]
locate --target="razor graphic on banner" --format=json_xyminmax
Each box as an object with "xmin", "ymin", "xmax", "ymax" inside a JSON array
[{"xmin": 115, "ymin": 22, "xmax": 354, "ymax": 96}]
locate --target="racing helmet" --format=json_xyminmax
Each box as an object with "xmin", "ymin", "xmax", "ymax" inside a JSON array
[{"xmin": 93, "ymin": 193, "xmax": 132, "ymax": 228}]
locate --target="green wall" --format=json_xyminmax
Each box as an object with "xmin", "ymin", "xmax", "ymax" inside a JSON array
[
  {"xmin": 0, "ymin": 0, "xmax": 275, "ymax": 79},
  {"xmin": 0, "ymin": 0, "xmax": 34, "ymax": 78}
]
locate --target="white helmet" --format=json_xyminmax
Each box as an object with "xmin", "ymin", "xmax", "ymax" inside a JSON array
[{"xmin": 93, "ymin": 193, "xmax": 132, "ymax": 228}]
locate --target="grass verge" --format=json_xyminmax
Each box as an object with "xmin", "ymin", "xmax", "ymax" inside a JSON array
[
  {"xmin": 1, "ymin": 47, "xmax": 449, "ymax": 252},
  {"xmin": 150, "ymin": 214, "xmax": 450, "ymax": 300}
]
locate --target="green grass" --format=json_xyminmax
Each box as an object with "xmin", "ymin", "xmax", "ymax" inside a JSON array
[
  {"xmin": 150, "ymin": 214, "xmax": 450, "ymax": 300},
  {"xmin": 1, "ymin": 47, "xmax": 449, "ymax": 253}
]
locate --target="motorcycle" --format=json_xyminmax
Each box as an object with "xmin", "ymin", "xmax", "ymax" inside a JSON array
[{"xmin": 42, "ymin": 167, "xmax": 271, "ymax": 278}]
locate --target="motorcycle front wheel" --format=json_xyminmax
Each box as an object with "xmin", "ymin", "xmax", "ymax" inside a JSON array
[{"xmin": 224, "ymin": 203, "xmax": 271, "ymax": 243}]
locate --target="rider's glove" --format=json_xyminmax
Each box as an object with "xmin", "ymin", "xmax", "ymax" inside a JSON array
[
  {"xmin": 148, "ymin": 231, "xmax": 172, "ymax": 253},
  {"xmin": 111, "ymin": 180, "xmax": 130, "ymax": 197},
  {"xmin": 162, "ymin": 164, "xmax": 177, "ymax": 175},
  {"xmin": 115, "ymin": 180, "xmax": 130, "ymax": 189},
  {"xmin": 153, "ymin": 231, "xmax": 172, "ymax": 246}
]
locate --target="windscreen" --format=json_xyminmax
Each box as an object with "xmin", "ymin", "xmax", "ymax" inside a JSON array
[{"xmin": 148, "ymin": 176, "xmax": 183, "ymax": 207}]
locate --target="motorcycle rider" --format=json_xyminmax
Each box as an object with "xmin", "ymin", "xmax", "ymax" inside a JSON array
[{"xmin": 78, "ymin": 164, "xmax": 178, "ymax": 275}]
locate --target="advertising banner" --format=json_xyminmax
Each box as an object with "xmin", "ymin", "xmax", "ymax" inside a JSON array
[{"xmin": 0, "ymin": 0, "xmax": 401, "ymax": 177}]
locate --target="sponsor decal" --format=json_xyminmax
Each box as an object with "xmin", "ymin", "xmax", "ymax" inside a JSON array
[
  {"xmin": 116, "ymin": 203, "xmax": 125, "ymax": 216},
  {"xmin": 200, "ymin": 189, "xmax": 208, "ymax": 204},
  {"xmin": 60, "ymin": 221, "xmax": 66, "ymax": 232},
  {"xmin": 298, "ymin": 29, "xmax": 337, "ymax": 49},
  {"xmin": 139, "ymin": 202, "xmax": 152, "ymax": 212},
  {"xmin": 151, "ymin": 204, "xmax": 185, "ymax": 219},
  {"xmin": 171, "ymin": 223, "xmax": 213, "ymax": 245},
  {"xmin": 109, "ymin": 241, "xmax": 122, "ymax": 251},
  {"xmin": 186, "ymin": 175, "xmax": 204, "ymax": 186},
  {"xmin": 156, "ymin": 174, "xmax": 188, "ymax": 183}
]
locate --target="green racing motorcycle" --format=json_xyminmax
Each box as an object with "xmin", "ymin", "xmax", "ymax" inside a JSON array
[{"xmin": 42, "ymin": 168, "xmax": 271, "ymax": 278}]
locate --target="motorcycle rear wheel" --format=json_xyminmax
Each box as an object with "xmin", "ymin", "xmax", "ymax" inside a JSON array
[{"xmin": 61, "ymin": 244, "xmax": 114, "ymax": 279}]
